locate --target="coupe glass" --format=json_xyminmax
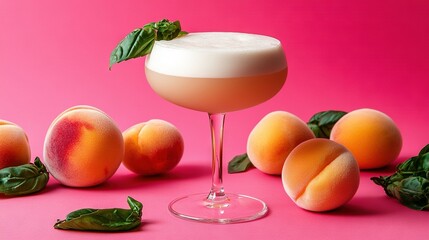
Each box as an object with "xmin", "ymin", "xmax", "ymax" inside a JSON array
[{"xmin": 145, "ymin": 32, "xmax": 287, "ymax": 223}]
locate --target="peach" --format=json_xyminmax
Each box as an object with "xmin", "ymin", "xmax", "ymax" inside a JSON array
[
  {"xmin": 43, "ymin": 105, "xmax": 124, "ymax": 187},
  {"xmin": 122, "ymin": 119, "xmax": 184, "ymax": 176},
  {"xmin": 330, "ymin": 108, "xmax": 402, "ymax": 169},
  {"xmin": 0, "ymin": 120, "xmax": 31, "ymax": 169},
  {"xmin": 247, "ymin": 111, "xmax": 315, "ymax": 175},
  {"xmin": 282, "ymin": 138, "xmax": 360, "ymax": 212}
]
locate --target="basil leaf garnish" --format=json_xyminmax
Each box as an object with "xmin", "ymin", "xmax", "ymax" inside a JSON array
[
  {"xmin": 307, "ymin": 110, "xmax": 347, "ymax": 138},
  {"xmin": 228, "ymin": 153, "xmax": 254, "ymax": 174},
  {"xmin": 146, "ymin": 19, "xmax": 187, "ymax": 40},
  {"xmin": 0, "ymin": 157, "xmax": 49, "ymax": 196},
  {"xmin": 371, "ymin": 144, "xmax": 429, "ymax": 210},
  {"xmin": 109, "ymin": 19, "xmax": 187, "ymax": 69},
  {"xmin": 54, "ymin": 196, "xmax": 143, "ymax": 231}
]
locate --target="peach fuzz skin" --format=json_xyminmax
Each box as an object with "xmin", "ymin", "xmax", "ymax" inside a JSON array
[
  {"xmin": 330, "ymin": 108, "xmax": 402, "ymax": 169},
  {"xmin": 43, "ymin": 106, "xmax": 124, "ymax": 187},
  {"xmin": 247, "ymin": 111, "xmax": 315, "ymax": 175},
  {"xmin": 0, "ymin": 120, "xmax": 31, "ymax": 169},
  {"xmin": 282, "ymin": 139, "xmax": 360, "ymax": 212},
  {"xmin": 122, "ymin": 119, "xmax": 184, "ymax": 176}
]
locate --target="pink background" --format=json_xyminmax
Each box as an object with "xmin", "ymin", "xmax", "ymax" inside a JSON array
[{"xmin": 1, "ymin": 0, "xmax": 428, "ymax": 239}]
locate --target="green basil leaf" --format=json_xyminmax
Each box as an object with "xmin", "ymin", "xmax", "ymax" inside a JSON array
[
  {"xmin": 397, "ymin": 177, "xmax": 429, "ymax": 210},
  {"xmin": 397, "ymin": 146, "xmax": 429, "ymax": 178},
  {"xmin": 307, "ymin": 110, "xmax": 347, "ymax": 138},
  {"xmin": 109, "ymin": 19, "xmax": 187, "ymax": 69},
  {"xmin": 127, "ymin": 195, "xmax": 143, "ymax": 214},
  {"xmin": 371, "ymin": 144, "xmax": 429, "ymax": 210},
  {"xmin": 65, "ymin": 209, "xmax": 98, "ymax": 221},
  {"xmin": 371, "ymin": 175, "xmax": 390, "ymax": 195},
  {"xmin": 54, "ymin": 196, "xmax": 143, "ymax": 232},
  {"xmin": 151, "ymin": 19, "xmax": 184, "ymax": 41},
  {"xmin": 109, "ymin": 26, "xmax": 156, "ymax": 69},
  {"xmin": 228, "ymin": 153, "xmax": 254, "ymax": 174},
  {"xmin": 307, "ymin": 123, "xmax": 323, "ymax": 138},
  {"xmin": 419, "ymin": 144, "xmax": 429, "ymax": 156},
  {"xmin": 0, "ymin": 157, "xmax": 49, "ymax": 196}
]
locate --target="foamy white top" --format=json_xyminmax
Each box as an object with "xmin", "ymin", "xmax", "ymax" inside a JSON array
[{"xmin": 145, "ymin": 32, "xmax": 287, "ymax": 78}]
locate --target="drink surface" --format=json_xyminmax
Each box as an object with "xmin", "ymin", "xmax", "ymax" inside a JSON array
[
  {"xmin": 145, "ymin": 32, "xmax": 287, "ymax": 113},
  {"xmin": 146, "ymin": 32, "xmax": 287, "ymax": 78}
]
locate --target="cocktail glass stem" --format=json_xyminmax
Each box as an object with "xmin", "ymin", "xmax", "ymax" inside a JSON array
[
  {"xmin": 167, "ymin": 113, "xmax": 268, "ymax": 223},
  {"xmin": 206, "ymin": 113, "xmax": 228, "ymax": 206}
]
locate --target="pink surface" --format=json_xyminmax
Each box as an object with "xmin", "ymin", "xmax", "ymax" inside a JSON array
[{"xmin": 1, "ymin": 0, "xmax": 428, "ymax": 239}]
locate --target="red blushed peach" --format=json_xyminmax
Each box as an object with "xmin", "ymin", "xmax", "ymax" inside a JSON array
[
  {"xmin": 247, "ymin": 111, "xmax": 315, "ymax": 175},
  {"xmin": 330, "ymin": 108, "xmax": 402, "ymax": 169},
  {"xmin": 43, "ymin": 106, "xmax": 124, "ymax": 187},
  {"xmin": 282, "ymin": 139, "xmax": 360, "ymax": 212},
  {"xmin": 122, "ymin": 119, "xmax": 184, "ymax": 176},
  {"xmin": 0, "ymin": 120, "xmax": 31, "ymax": 169}
]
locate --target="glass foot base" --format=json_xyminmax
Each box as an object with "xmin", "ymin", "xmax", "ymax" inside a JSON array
[{"xmin": 168, "ymin": 193, "xmax": 268, "ymax": 224}]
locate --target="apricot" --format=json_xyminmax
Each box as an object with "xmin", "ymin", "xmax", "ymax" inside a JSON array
[
  {"xmin": 330, "ymin": 108, "xmax": 402, "ymax": 169},
  {"xmin": 122, "ymin": 119, "xmax": 184, "ymax": 176},
  {"xmin": 247, "ymin": 111, "xmax": 315, "ymax": 175},
  {"xmin": 0, "ymin": 120, "xmax": 31, "ymax": 169},
  {"xmin": 282, "ymin": 138, "xmax": 360, "ymax": 212},
  {"xmin": 43, "ymin": 106, "xmax": 124, "ymax": 187}
]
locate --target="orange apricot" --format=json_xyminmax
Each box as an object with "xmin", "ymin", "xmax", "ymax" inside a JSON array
[
  {"xmin": 0, "ymin": 120, "xmax": 31, "ymax": 169},
  {"xmin": 282, "ymin": 138, "xmax": 360, "ymax": 212},
  {"xmin": 247, "ymin": 111, "xmax": 315, "ymax": 175},
  {"xmin": 330, "ymin": 108, "xmax": 402, "ymax": 169},
  {"xmin": 122, "ymin": 119, "xmax": 184, "ymax": 176},
  {"xmin": 43, "ymin": 105, "xmax": 124, "ymax": 187}
]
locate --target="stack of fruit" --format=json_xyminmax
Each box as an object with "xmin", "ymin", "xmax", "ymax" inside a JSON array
[
  {"xmin": 0, "ymin": 105, "xmax": 184, "ymax": 195},
  {"xmin": 230, "ymin": 108, "xmax": 404, "ymax": 212}
]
